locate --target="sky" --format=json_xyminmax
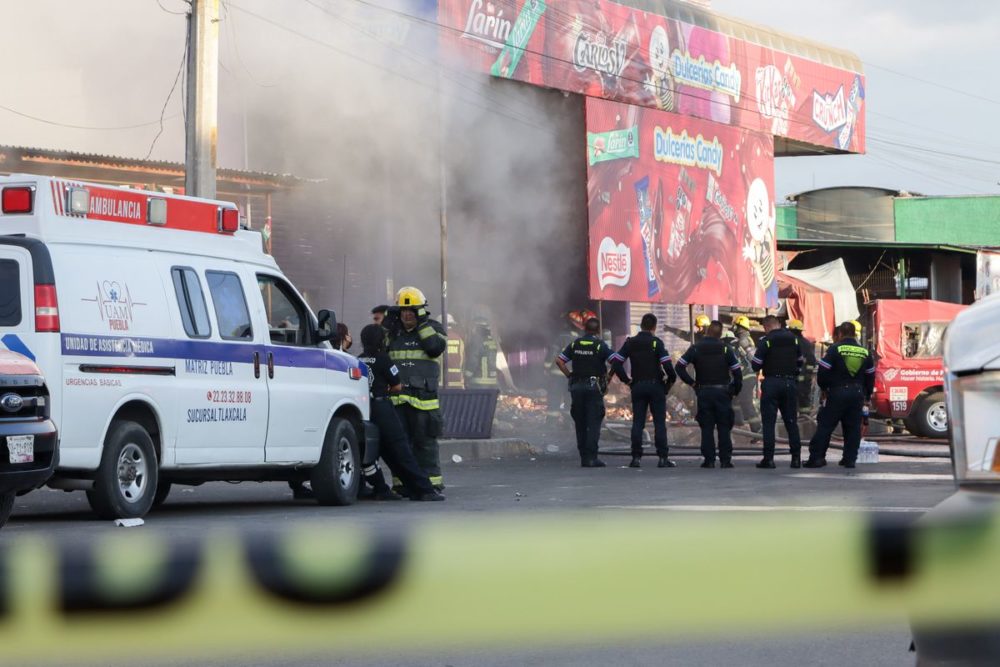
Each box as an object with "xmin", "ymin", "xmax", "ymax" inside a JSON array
[{"xmin": 1, "ymin": 0, "xmax": 998, "ymax": 199}]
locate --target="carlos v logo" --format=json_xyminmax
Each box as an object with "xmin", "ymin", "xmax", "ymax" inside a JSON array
[
  {"xmin": 597, "ymin": 237, "xmax": 631, "ymax": 289},
  {"xmin": 0, "ymin": 392, "xmax": 24, "ymax": 413}
]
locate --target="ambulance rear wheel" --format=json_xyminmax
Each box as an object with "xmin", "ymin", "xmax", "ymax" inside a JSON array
[
  {"xmin": 310, "ymin": 418, "xmax": 360, "ymax": 506},
  {"xmin": 87, "ymin": 421, "xmax": 158, "ymax": 520},
  {"xmin": 0, "ymin": 492, "xmax": 14, "ymax": 529}
]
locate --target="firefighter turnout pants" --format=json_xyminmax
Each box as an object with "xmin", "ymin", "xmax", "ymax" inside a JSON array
[
  {"xmin": 630, "ymin": 381, "xmax": 668, "ymax": 458},
  {"xmin": 395, "ymin": 404, "xmax": 444, "ymax": 487},
  {"xmin": 735, "ymin": 375, "xmax": 762, "ymax": 434},
  {"xmin": 760, "ymin": 376, "xmax": 802, "ymax": 459},
  {"xmin": 371, "ymin": 399, "xmax": 436, "ymax": 496},
  {"xmin": 808, "ymin": 385, "xmax": 865, "ymax": 465},
  {"xmin": 570, "ymin": 383, "xmax": 605, "ymax": 463},
  {"xmin": 695, "ymin": 386, "xmax": 734, "ymax": 463}
]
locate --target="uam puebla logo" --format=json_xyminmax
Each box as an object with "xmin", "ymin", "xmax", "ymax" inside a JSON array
[
  {"xmin": 597, "ymin": 237, "xmax": 631, "ymax": 289},
  {"xmin": 82, "ymin": 280, "xmax": 147, "ymax": 332},
  {"xmin": 812, "ymin": 85, "xmax": 847, "ymax": 133}
]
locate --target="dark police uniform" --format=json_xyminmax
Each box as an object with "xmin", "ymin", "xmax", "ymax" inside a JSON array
[
  {"xmin": 610, "ymin": 331, "xmax": 677, "ymax": 461},
  {"xmin": 676, "ymin": 337, "xmax": 743, "ymax": 466},
  {"xmin": 806, "ymin": 337, "xmax": 875, "ymax": 467},
  {"xmin": 358, "ymin": 350, "xmax": 439, "ymax": 498},
  {"xmin": 559, "ymin": 334, "xmax": 613, "ymax": 466},
  {"xmin": 751, "ymin": 327, "xmax": 804, "ymax": 464}
]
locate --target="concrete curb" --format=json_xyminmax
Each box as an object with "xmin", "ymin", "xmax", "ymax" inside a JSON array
[{"xmin": 439, "ymin": 438, "xmax": 538, "ymax": 460}]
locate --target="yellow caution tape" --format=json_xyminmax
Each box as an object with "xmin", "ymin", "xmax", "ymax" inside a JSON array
[{"xmin": 1, "ymin": 510, "xmax": 999, "ymax": 664}]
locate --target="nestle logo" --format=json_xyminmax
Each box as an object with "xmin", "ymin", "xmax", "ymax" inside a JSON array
[{"xmin": 0, "ymin": 392, "xmax": 24, "ymax": 413}]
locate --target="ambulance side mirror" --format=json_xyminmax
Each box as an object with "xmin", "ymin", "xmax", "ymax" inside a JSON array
[{"xmin": 316, "ymin": 309, "xmax": 337, "ymax": 343}]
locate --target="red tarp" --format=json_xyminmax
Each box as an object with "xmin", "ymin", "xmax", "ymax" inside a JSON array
[{"xmin": 777, "ymin": 272, "xmax": 834, "ymax": 342}]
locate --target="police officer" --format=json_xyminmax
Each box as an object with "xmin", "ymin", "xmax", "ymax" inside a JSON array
[
  {"xmin": 371, "ymin": 305, "xmax": 390, "ymax": 327},
  {"xmin": 805, "ymin": 321, "xmax": 875, "ymax": 469},
  {"xmin": 545, "ymin": 310, "xmax": 591, "ymax": 422},
  {"xmin": 357, "ymin": 325, "xmax": 444, "ymax": 501},
  {"xmin": 384, "ymin": 286, "xmax": 448, "ymax": 489},
  {"xmin": 610, "ymin": 313, "xmax": 677, "ymax": 469},
  {"xmin": 555, "ymin": 316, "xmax": 613, "ymax": 468},
  {"xmin": 788, "ymin": 319, "xmax": 817, "ymax": 418},
  {"xmin": 676, "ymin": 321, "xmax": 743, "ymax": 468},
  {"xmin": 751, "ymin": 315, "xmax": 804, "ymax": 469},
  {"xmin": 731, "ymin": 315, "xmax": 762, "ymax": 436}
]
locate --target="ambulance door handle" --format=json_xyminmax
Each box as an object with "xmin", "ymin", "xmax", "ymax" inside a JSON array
[
  {"xmin": 253, "ymin": 351, "xmax": 261, "ymax": 379},
  {"xmin": 267, "ymin": 352, "xmax": 274, "ymax": 379}
]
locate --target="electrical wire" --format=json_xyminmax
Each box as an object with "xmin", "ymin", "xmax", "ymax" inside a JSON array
[
  {"xmin": 144, "ymin": 21, "xmax": 189, "ymax": 159},
  {"xmin": 155, "ymin": 0, "xmax": 190, "ymax": 16},
  {"xmin": 0, "ymin": 104, "xmax": 180, "ymax": 132}
]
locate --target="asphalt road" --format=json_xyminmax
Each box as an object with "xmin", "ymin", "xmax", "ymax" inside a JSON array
[{"xmin": 6, "ymin": 433, "xmax": 954, "ymax": 666}]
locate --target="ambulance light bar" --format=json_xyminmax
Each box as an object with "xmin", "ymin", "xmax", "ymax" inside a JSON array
[
  {"xmin": 1, "ymin": 186, "xmax": 34, "ymax": 214},
  {"xmin": 67, "ymin": 187, "xmax": 90, "ymax": 216},
  {"xmin": 218, "ymin": 207, "xmax": 240, "ymax": 234},
  {"xmin": 147, "ymin": 198, "xmax": 167, "ymax": 226}
]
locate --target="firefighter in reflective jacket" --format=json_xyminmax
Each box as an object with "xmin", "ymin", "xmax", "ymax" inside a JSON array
[
  {"xmin": 787, "ymin": 319, "xmax": 817, "ymax": 418},
  {"xmin": 385, "ymin": 286, "xmax": 448, "ymax": 488},
  {"xmin": 731, "ymin": 315, "xmax": 762, "ymax": 436},
  {"xmin": 440, "ymin": 314, "xmax": 465, "ymax": 389},
  {"xmin": 465, "ymin": 317, "xmax": 499, "ymax": 387},
  {"xmin": 751, "ymin": 315, "xmax": 804, "ymax": 469},
  {"xmin": 805, "ymin": 321, "xmax": 876, "ymax": 469}
]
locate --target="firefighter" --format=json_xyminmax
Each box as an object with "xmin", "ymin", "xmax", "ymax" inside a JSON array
[
  {"xmin": 610, "ymin": 313, "xmax": 677, "ymax": 468},
  {"xmin": 676, "ymin": 321, "xmax": 743, "ymax": 468},
  {"xmin": 805, "ymin": 321, "xmax": 875, "ymax": 469},
  {"xmin": 731, "ymin": 315, "xmax": 762, "ymax": 436},
  {"xmin": 357, "ymin": 325, "xmax": 444, "ymax": 501},
  {"xmin": 465, "ymin": 317, "xmax": 499, "ymax": 388},
  {"xmin": 555, "ymin": 316, "xmax": 613, "ymax": 468},
  {"xmin": 545, "ymin": 310, "xmax": 591, "ymax": 422},
  {"xmin": 663, "ymin": 313, "xmax": 711, "ymax": 343},
  {"xmin": 751, "ymin": 315, "xmax": 804, "ymax": 469},
  {"xmin": 384, "ymin": 286, "xmax": 447, "ymax": 489},
  {"xmin": 440, "ymin": 314, "xmax": 466, "ymax": 389},
  {"xmin": 788, "ymin": 319, "xmax": 817, "ymax": 418}
]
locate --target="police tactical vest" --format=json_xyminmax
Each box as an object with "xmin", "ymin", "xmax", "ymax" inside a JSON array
[
  {"xmin": 693, "ymin": 340, "xmax": 730, "ymax": 385},
  {"xmin": 762, "ymin": 330, "xmax": 799, "ymax": 377},
  {"xmin": 625, "ymin": 333, "xmax": 664, "ymax": 383},
  {"xmin": 570, "ymin": 336, "xmax": 606, "ymax": 379}
]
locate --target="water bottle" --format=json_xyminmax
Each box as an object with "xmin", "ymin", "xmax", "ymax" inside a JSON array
[{"xmin": 862, "ymin": 403, "xmax": 870, "ymax": 427}]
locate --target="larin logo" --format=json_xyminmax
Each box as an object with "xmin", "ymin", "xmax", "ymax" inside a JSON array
[{"xmin": 82, "ymin": 281, "xmax": 146, "ymax": 332}]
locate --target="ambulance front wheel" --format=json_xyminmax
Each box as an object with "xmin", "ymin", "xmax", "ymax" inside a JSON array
[
  {"xmin": 310, "ymin": 417, "xmax": 360, "ymax": 506},
  {"xmin": 87, "ymin": 420, "xmax": 158, "ymax": 520}
]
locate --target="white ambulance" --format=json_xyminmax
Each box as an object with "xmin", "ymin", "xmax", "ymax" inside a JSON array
[{"xmin": 0, "ymin": 174, "xmax": 372, "ymax": 519}]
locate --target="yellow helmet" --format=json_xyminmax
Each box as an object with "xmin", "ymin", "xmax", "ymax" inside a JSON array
[
  {"xmin": 733, "ymin": 315, "xmax": 751, "ymax": 330},
  {"xmin": 787, "ymin": 318, "xmax": 804, "ymax": 331},
  {"xmin": 850, "ymin": 319, "xmax": 862, "ymax": 337},
  {"xmin": 694, "ymin": 314, "xmax": 711, "ymax": 329},
  {"xmin": 395, "ymin": 286, "xmax": 427, "ymax": 308}
]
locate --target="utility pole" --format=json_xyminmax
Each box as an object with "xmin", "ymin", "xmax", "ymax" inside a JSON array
[{"xmin": 185, "ymin": 0, "xmax": 220, "ymax": 199}]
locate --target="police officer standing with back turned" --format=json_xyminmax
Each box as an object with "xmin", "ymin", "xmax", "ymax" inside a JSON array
[
  {"xmin": 676, "ymin": 321, "xmax": 743, "ymax": 468},
  {"xmin": 751, "ymin": 315, "xmax": 804, "ymax": 469},
  {"xmin": 805, "ymin": 321, "xmax": 876, "ymax": 469},
  {"xmin": 610, "ymin": 313, "xmax": 677, "ymax": 469},
  {"xmin": 555, "ymin": 316, "xmax": 613, "ymax": 468}
]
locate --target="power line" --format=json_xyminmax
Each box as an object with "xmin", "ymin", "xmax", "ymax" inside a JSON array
[
  {"xmin": 864, "ymin": 62, "xmax": 1000, "ymax": 107},
  {"xmin": 155, "ymin": 0, "xmax": 190, "ymax": 16},
  {"xmin": 0, "ymin": 104, "xmax": 180, "ymax": 132},
  {"xmin": 144, "ymin": 20, "xmax": 189, "ymax": 159}
]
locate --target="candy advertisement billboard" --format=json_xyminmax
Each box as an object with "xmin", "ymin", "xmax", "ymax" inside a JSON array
[
  {"xmin": 586, "ymin": 97, "xmax": 776, "ymax": 307},
  {"xmin": 439, "ymin": 0, "xmax": 865, "ymax": 153}
]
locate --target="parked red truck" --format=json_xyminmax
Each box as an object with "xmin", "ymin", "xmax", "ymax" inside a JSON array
[{"xmin": 870, "ymin": 299, "xmax": 966, "ymax": 438}]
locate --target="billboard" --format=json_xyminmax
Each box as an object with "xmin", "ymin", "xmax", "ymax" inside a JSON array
[
  {"xmin": 439, "ymin": 0, "xmax": 865, "ymax": 153},
  {"xmin": 586, "ymin": 97, "xmax": 776, "ymax": 307}
]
